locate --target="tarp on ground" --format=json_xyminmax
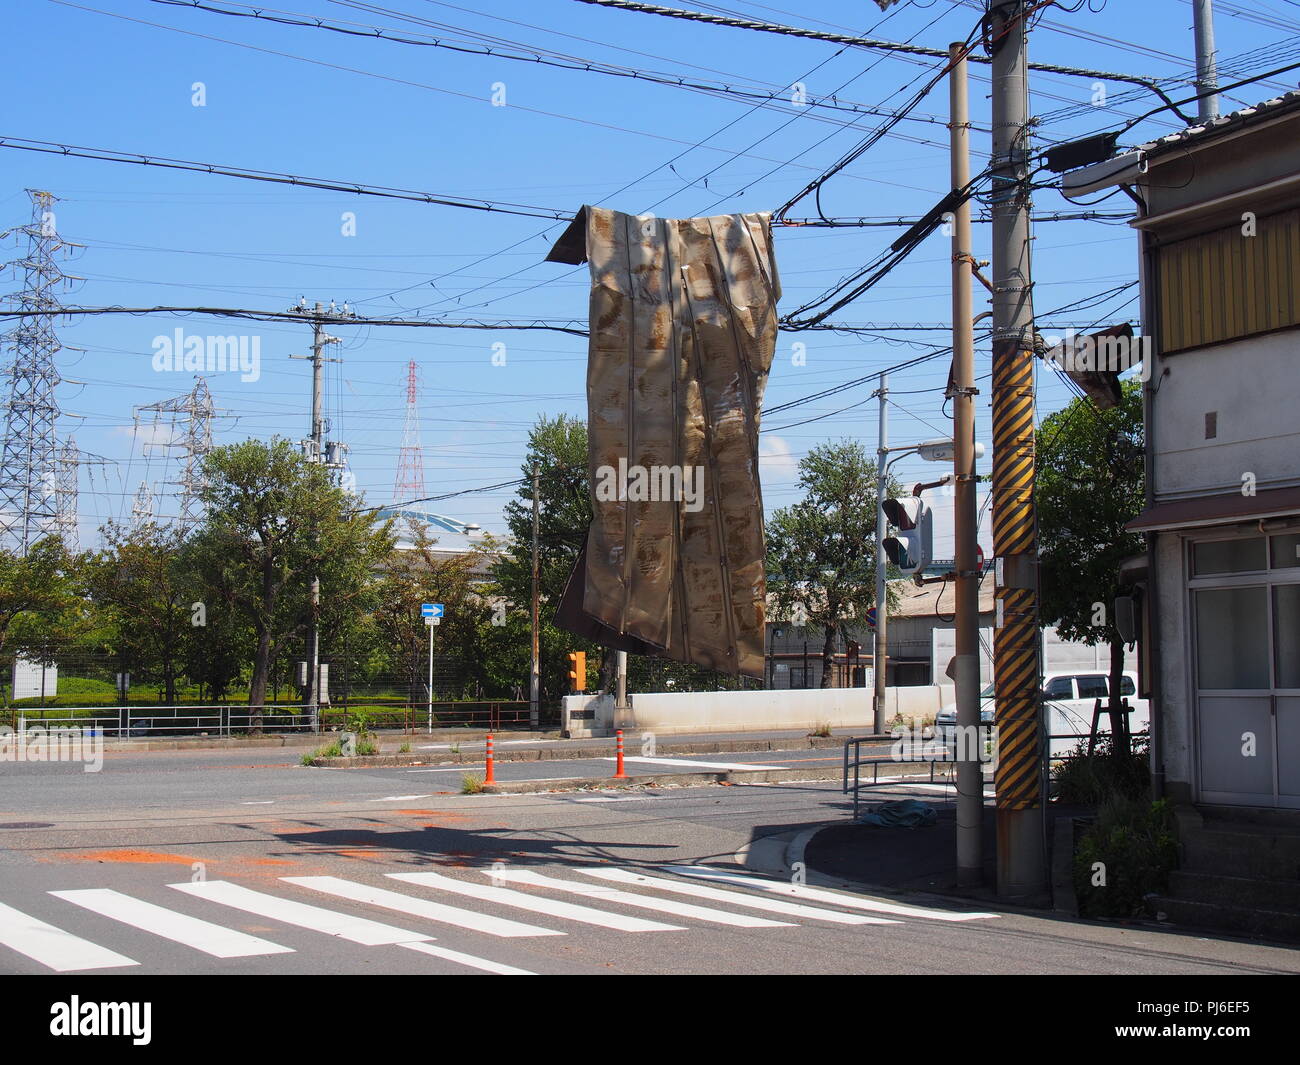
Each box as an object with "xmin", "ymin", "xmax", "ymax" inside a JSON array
[{"xmin": 550, "ymin": 205, "xmax": 780, "ymax": 678}]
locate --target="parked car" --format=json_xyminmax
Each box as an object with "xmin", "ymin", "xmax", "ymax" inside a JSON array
[{"xmin": 934, "ymin": 671, "xmax": 1148, "ymax": 757}]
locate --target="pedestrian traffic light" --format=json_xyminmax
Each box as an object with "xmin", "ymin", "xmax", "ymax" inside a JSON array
[
  {"xmin": 566, "ymin": 651, "xmax": 586, "ymax": 693},
  {"xmin": 882, "ymin": 495, "xmax": 932, "ymax": 576}
]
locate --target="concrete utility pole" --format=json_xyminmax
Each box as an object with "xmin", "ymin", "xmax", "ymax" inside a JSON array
[
  {"xmin": 530, "ymin": 463, "xmax": 541, "ymax": 729},
  {"xmin": 988, "ymin": 1, "xmax": 1046, "ymax": 897},
  {"xmin": 1192, "ymin": 0, "xmax": 1220, "ymax": 122},
  {"xmin": 289, "ymin": 300, "xmax": 348, "ymax": 729},
  {"xmin": 616, "ymin": 650, "xmax": 628, "ymax": 712},
  {"xmin": 873, "ymin": 372, "xmax": 889, "ymax": 734},
  {"xmin": 949, "ymin": 41, "xmax": 983, "ymax": 888}
]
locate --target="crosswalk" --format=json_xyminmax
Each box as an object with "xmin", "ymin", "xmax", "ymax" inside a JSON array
[{"xmin": 0, "ymin": 864, "xmax": 999, "ymax": 975}]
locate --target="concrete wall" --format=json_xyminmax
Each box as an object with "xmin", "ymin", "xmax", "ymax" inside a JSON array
[
  {"xmin": 562, "ymin": 685, "xmax": 953, "ymax": 736},
  {"xmin": 1152, "ymin": 330, "xmax": 1300, "ymax": 500},
  {"xmin": 1154, "ymin": 531, "xmax": 1194, "ymax": 801}
]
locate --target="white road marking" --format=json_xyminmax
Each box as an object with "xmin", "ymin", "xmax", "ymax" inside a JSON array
[
  {"xmin": 602, "ymin": 756, "xmax": 790, "ymax": 771},
  {"xmin": 283, "ymin": 876, "xmax": 562, "ymax": 939},
  {"xmin": 369, "ymin": 795, "xmax": 432, "ymax": 802},
  {"xmin": 399, "ymin": 940, "xmax": 535, "ymax": 975},
  {"xmin": 664, "ymin": 866, "xmax": 999, "ymax": 922},
  {"xmin": 240, "ymin": 801, "xmax": 275, "ymax": 805},
  {"xmin": 579, "ymin": 868, "xmax": 895, "ymax": 925},
  {"xmin": 0, "ymin": 900, "xmax": 137, "ymax": 972},
  {"xmin": 877, "ymin": 782, "xmax": 995, "ymax": 796},
  {"xmin": 573, "ymin": 795, "xmax": 648, "ymax": 803},
  {"xmin": 169, "ymin": 880, "xmax": 431, "ymax": 945},
  {"xmin": 488, "ymin": 869, "xmax": 793, "ymax": 928},
  {"xmin": 51, "ymin": 889, "xmax": 292, "ymax": 959},
  {"xmin": 388, "ymin": 871, "xmax": 683, "ymax": 932}
]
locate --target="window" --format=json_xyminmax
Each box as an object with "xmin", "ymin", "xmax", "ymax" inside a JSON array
[
  {"xmin": 1076, "ymin": 675, "xmax": 1109, "ymax": 699},
  {"xmin": 1271, "ymin": 534, "xmax": 1300, "ymax": 570},
  {"xmin": 1120, "ymin": 676, "xmax": 1136, "ymax": 696},
  {"xmin": 1195, "ymin": 586, "xmax": 1270, "ymax": 689},
  {"xmin": 1193, "ymin": 538, "xmax": 1267, "ymax": 576},
  {"xmin": 1043, "ymin": 677, "xmax": 1074, "ymax": 699},
  {"xmin": 1274, "ymin": 585, "xmax": 1300, "ymax": 689}
]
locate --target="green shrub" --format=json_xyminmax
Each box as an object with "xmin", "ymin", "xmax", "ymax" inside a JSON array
[
  {"xmin": 301, "ymin": 741, "xmax": 343, "ymax": 765},
  {"xmin": 461, "ymin": 774, "xmax": 485, "ymax": 795},
  {"xmin": 1052, "ymin": 733, "xmax": 1150, "ymax": 804},
  {"xmin": 1073, "ymin": 796, "xmax": 1177, "ymax": 918},
  {"xmin": 398, "ymin": 741, "xmax": 411, "ymax": 754},
  {"xmin": 356, "ymin": 737, "xmax": 378, "ymax": 756}
]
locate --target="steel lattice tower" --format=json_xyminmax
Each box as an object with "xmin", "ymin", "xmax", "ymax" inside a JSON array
[
  {"xmin": 135, "ymin": 377, "xmax": 215, "ymax": 532},
  {"xmin": 393, "ymin": 360, "xmax": 425, "ymax": 501},
  {"xmin": 0, "ymin": 190, "xmax": 76, "ymax": 555}
]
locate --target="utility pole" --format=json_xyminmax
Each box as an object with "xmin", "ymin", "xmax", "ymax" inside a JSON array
[
  {"xmin": 616, "ymin": 650, "xmax": 628, "ymax": 714},
  {"xmin": 949, "ymin": 41, "xmax": 982, "ymax": 887},
  {"xmin": 989, "ymin": 1, "xmax": 1046, "ymax": 897},
  {"xmin": 288, "ymin": 300, "xmax": 350, "ymax": 730},
  {"xmin": 1192, "ymin": 0, "xmax": 1220, "ymax": 122},
  {"xmin": 873, "ymin": 372, "xmax": 889, "ymax": 734},
  {"xmin": 530, "ymin": 463, "xmax": 541, "ymax": 730}
]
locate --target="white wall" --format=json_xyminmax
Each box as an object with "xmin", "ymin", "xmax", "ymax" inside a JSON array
[
  {"xmin": 563, "ymin": 685, "xmax": 953, "ymax": 735},
  {"xmin": 1153, "ymin": 330, "xmax": 1300, "ymax": 498}
]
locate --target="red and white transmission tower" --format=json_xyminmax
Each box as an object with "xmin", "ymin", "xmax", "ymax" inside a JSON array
[{"xmin": 393, "ymin": 360, "xmax": 425, "ymax": 501}]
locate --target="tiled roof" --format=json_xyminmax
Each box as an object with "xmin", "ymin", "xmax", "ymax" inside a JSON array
[{"xmin": 1138, "ymin": 90, "xmax": 1300, "ymax": 157}]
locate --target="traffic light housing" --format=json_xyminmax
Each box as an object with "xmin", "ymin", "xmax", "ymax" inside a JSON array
[
  {"xmin": 882, "ymin": 495, "xmax": 932, "ymax": 576},
  {"xmin": 566, "ymin": 651, "xmax": 586, "ymax": 693}
]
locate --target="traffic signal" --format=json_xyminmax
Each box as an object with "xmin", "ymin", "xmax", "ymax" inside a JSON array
[
  {"xmin": 566, "ymin": 651, "xmax": 586, "ymax": 693},
  {"xmin": 882, "ymin": 495, "xmax": 932, "ymax": 576}
]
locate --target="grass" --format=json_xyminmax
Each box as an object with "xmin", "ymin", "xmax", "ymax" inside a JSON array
[
  {"xmin": 807, "ymin": 722, "xmax": 833, "ymax": 738},
  {"xmin": 460, "ymin": 774, "xmax": 485, "ymax": 795},
  {"xmin": 301, "ymin": 741, "xmax": 343, "ymax": 765},
  {"xmin": 398, "ymin": 741, "xmax": 411, "ymax": 753},
  {"xmin": 355, "ymin": 737, "xmax": 378, "ymax": 756}
]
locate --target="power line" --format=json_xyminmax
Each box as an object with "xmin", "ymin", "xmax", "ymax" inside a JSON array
[
  {"xmin": 150, "ymin": 0, "xmax": 956, "ymax": 132},
  {"xmin": 0, "ymin": 136, "xmax": 574, "ymax": 219},
  {"xmin": 572, "ymin": 0, "xmax": 1197, "ymax": 122},
  {"xmin": 0, "ymin": 305, "xmax": 591, "ymax": 335}
]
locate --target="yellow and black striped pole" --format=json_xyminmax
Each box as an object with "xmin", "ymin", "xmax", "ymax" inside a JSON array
[{"xmin": 989, "ymin": 0, "xmax": 1047, "ymax": 896}]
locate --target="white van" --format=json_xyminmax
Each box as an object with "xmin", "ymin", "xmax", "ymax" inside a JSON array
[{"xmin": 934, "ymin": 671, "xmax": 1148, "ymax": 758}]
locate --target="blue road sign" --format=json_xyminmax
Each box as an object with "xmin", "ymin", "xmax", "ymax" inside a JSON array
[{"xmin": 421, "ymin": 603, "xmax": 444, "ymax": 619}]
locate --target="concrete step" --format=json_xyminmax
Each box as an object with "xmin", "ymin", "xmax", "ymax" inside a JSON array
[
  {"xmin": 1166, "ymin": 870, "xmax": 1300, "ymax": 911},
  {"xmin": 1150, "ymin": 895, "xmax": 1300, "ymax": 943},
  {"xmin": 1178, "ymin": 826, "xmax": 1300, "ymax": 881}
]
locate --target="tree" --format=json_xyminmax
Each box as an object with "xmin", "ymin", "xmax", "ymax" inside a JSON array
[
  {"xmin": 1037, "ymin": 379, "xmax": 1145, "ymax": 756},
  {"xmin": 490, "ymin": 414, "xmax": 599, "ymax": 702},
  {"xmin": 86, "ymin": 522, "xmax": 194, "ymax": 705},
  {"xmin": 766, "ymin": 441, "xmax": 893, "ymax": 687},
  {"xmin": 375, "ymin": 518, "xmax": 492, "ymax": 703},
  {"xmin": 192, "ymin": 438, "xmax": 392, "ymax": 718},
  {"xmin": 0, "ymin": 536, "xmax": 85, "ymax": 703}
]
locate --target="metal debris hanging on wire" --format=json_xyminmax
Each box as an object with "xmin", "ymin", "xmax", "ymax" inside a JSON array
[{"xmin": 549, "ymin": 205, "xmax": 780, "ymax": 679}]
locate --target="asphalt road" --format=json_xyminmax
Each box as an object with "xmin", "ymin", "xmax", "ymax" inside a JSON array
[{"xmin": 2, "ymin": 748, "xmax": 1299, "ymax": 976}]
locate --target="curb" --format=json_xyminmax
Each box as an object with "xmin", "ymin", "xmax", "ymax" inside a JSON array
[
  {"xmin": 476, "ymin": 766, "xmax": 847, "ymax": 793},
  {"xmin": 308, "ymin": 734, "xmax": 879, "ymax": 769}
]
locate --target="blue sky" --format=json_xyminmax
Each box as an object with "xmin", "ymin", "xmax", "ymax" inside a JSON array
[{"xmin": 4, "ymin": 0, "xmax": 1297, "ymax": 548}]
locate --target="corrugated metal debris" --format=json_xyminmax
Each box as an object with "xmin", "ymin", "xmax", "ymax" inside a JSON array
[{"xmin": 551, "ymin": 206, "xmax": 780, "ymax": 678}]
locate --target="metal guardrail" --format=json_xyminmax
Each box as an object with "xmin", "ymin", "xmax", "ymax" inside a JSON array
[
  {"xmin": 842, "ymin": 734, "xmax": 957, "ymax": 820},
  {"xmin": 3, "ymin": 700, "xmax": 547, "ymax": 737}
]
